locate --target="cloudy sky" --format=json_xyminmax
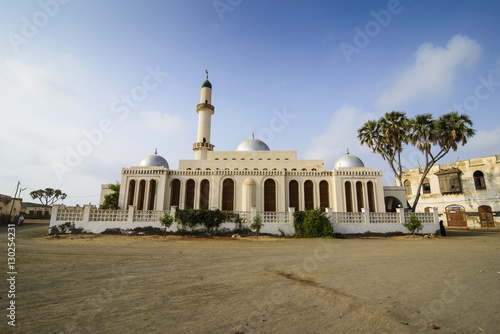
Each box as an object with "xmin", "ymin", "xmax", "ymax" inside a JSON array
[{"xmin": 1, "ymin": 0, "xmax": 499, "ymax": 206}]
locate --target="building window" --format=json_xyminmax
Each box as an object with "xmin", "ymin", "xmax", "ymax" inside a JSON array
[
  {"xmin": 436, "ymin": 168, "xmax": 462, "ymax": 194},
  {"xmin": 264, "ymin": 179, "xmax": 276, "ymax": 212},
  {"xmin": 422, "ymin": 178, "xmax": 431, "ymax": 194},
  {"xmin": 137, "ymin": 180, "xmax": 146, "ymax": 210},
  {"xmin": 404, "ymin": 180, "xmax": 411, "ymax": 196},
  {"xmin": 345, "ymin": 181, "xmax": 353, "ymax": 212},
  {"xmin": 127, "ymin": 180, "xmax": 136, "ymax": 206},
  {"xmin": 170, "ymin": 179, "xmax": 180, "ymax": 207},
  {"xmin": 222, "ymin": 179, "xmax": 234, "ymax": 211},
  {"xmin": 319, "ymin": 180, "xmax": 329, "ymax": 208},
  {"xmin": 288, "ymin": 180, "xmax": 299, "ymax": 210},
  {"xmin": 356, "ymin": 181, "xmax": 364, "ymax": 212},
  {"xmin": 473, "ymin": 171, "xmax": 486, "ymax": 190},
  {"xmin": 199, "ymin": 179, "xmax": 210, "ymax": 210},
  {"xmin": 185, "ymin": 179, "xmax": 195, "ymax": 209},
  {"xmin": 367, "ymin": 181, "xmax": 375, "ymax": 212},
  {"xmin": 147, "ymin": 180, "xmax": 156, "ymax": 210},
  {"xmin": 304, "ymin": 180, "xmax": 314, "ymax": 210}
]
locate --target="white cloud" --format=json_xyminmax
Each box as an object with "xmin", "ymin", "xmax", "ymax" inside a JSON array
[
  {"xmin": 139, "ymin": 111, "xmax": 187, "ymax": 135},
  {"xmin": 304, "ymin": 104, "xmax": 376, "ymax": 167},
  {"xmin": 376, "ymin": 34, "xmax": 482, "ymax": 111}
]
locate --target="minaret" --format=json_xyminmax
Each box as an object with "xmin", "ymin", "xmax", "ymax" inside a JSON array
[{"xmin": 193, "ymin": 70, "xmax": 215, "ymax": 160}]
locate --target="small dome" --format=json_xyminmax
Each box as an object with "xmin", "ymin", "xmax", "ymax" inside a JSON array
[
  {"xmin": 201, "ymin": 80, "xmax": 212, "ymax": 89},
  {"xmin": 236, "ymin": 135, "xmax": 270, "ymax": 151},
  {"xmin": 139, "ymin": 151, "xmax": 169, "ymax": 168},
  {"xmin": 334, "ymin": 151, "xmax": 365, "ymax": 169}
]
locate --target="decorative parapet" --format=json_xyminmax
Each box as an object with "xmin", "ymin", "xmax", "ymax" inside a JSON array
[
  {"xmin": 193, "ymin": 142, "xmax": 215, "ymax": 150},
  {"xmin": 334, "ymin": 169, "xmax": 382, "ymax": 177},
  {"xmin": 122, "ymin": 167, "xmax": 168, "ymax": 175},
  {"xmin": 196, "ymin": 103, "xmax": 215, "ymax": 112}
]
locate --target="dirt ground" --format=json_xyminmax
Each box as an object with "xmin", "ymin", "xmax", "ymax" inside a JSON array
[{"xmin": 1, "ymin": 220, "xmax": 499, "ymax": 334}]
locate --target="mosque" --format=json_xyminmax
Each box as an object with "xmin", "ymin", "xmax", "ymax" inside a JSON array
[{"xmin": 101, "ymin": 74, "xmax": 406, "ymax": 214}]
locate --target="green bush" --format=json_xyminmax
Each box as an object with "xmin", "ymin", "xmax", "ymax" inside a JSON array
[
  {"xmin": 403, "ymin": 214, "xmax": 423, "ymax": 234},
  {"xmin": 174, "ymin": 209, "xmax": 228, "ymax": 232},
  {"xmin": 250, "ymin": 215, "xmax": 263, "ymax": 235},
  {"xmin": 159, "ymin": 213, "xmax": 174, "ymax": 236},
  {"xmin": 293, "ymin": 208, "xmax": 333, "ymax": 237}
]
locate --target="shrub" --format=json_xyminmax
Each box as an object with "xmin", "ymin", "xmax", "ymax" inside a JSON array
[
  {"xmin": 403, "ymin": 214, "xmax": 423, "ymax": 234},
  {"xmin": 174, "ymin": 209, "xmax": 229, "ymax": 233},
  {"xmin": 250, "ymin": 215, "xmax": 264, "ymax": 235},
  {"xmin": 159, "ymin": 213, "xmax": 174, "ymax": 236},
  {"xmin": 293, "ymin": 209, "xmax": 333, "ymax": 238}
]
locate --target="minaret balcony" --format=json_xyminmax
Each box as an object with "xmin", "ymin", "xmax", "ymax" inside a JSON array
[
  {"xmin": 193, "ymin": 142, "xmax": 215, "ymax": 150},
  {"xmin": 196, "ymin": 103, "xmax": 215, "ymax": 112}
]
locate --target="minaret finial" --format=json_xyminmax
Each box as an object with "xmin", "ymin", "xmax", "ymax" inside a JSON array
[
  {"xmin": 205, "ymin": 69, "xmax": 208, "ymax": 79},
  {"xmin": 154, "ymin": 148, "xmax": 157, "ymax": 155},
  {"xmin": 346, "ymin": 148, "xmax": 349, "ymax": 155},
  {"xmin": 252, "ymin": 132, "xmax": 255, "ymax": 139}
]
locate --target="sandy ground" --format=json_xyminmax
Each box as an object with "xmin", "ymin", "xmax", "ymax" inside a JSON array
[{"xmin": 1, "ymin": 220, "xmax": 499, "ymax": 334}]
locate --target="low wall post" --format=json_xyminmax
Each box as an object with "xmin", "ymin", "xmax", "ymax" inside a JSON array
[
  {"xmin": 127, "ymin": 205, "xmax": 134, "ymax": 223},
  {"xmin": 250, "ymin": 207, "xmax": 257, "ymax": 224},
  {"xmin": 397, "ymin": 208, "xmax": 405, "ymax": 225},
  {"xmin": 288, "ymin": 207, "xmax": 295, "ymax": 224},
  {"xmin": 362, "ymin": 208, "xmax": 370, "ymax": 225},
  {"xmin": 83, "ymin": 205, "xmax": 92, "ymax": 223},
  {"xmin": 433, "ymin": 207, "xmax": 439, "ymax": 225}
]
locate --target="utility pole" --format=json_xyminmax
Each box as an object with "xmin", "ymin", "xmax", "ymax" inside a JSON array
[{"xmin": 8, "ymin": 181, "xmax": 20, "ymax": 223}]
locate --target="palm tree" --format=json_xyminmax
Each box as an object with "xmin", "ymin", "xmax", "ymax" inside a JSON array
[
  {"xmin": 408, "ymin": 112, "xmax": 475, "ymax": 211},
  {"xmin": 358, "ymin": 112, "xmax": 409, "ymax": 186}
]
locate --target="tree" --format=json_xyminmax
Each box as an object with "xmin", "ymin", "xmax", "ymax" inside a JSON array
[
  {"xmin": 30, "ymin": 188, "xmax": 67, "ymax": 206},
  {"xmin": 250, "ymin": 215, "xmax": 263, "ymax": 236},
  {"xmin": 408, "ymin": 112, "xmax": 475, "ymax": 211},
  {"xmin": 403, "ymin": 214, "xmax": 423, "ymax": 235},
  {"xmin": 159, "ymin": 213, "xmax": 174, "ymax": 237},
  {"xmin": 101, "ymin": 183, "xmax": 120, "ymax": 209},
  {"xmin": 358, "ymin": 111, "xmax": 409, "ymax": 186}
]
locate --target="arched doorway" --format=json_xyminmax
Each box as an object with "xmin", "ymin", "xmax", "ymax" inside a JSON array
[
  {"xmin": 478, "ymin": 205, "xmax": 495, "ymax": 227},
  {"xmin": 264, "ymin": 179, "xmax": 276, "ymax": 212},
  {"xmin": 445, "ymin": 204, "xmax": 466, "ymax": 227},
  {"xmin": 384, "ymin": 196, "xmax": 402, "ymax": 212}
]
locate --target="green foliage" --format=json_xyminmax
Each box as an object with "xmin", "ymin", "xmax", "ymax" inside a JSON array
[
  {"xmin": 293, "ymin": 208, "xmax": 333, "ymax": 238},
  {"xmin": 30, "ymin": 188, "xmax": 67, "ymax": 206},
  {"xmin": 403, "ymin": 214, "xmax": 423, "ymax": 234},
  {"xmin": 174, "ymin": 209, "xmax": 228, "ymax": 232},
  {"xmin": 250, "ymin": 215, "xmax": 264, "ymax": 235},
  {"xmin": 159, "ymin": 213, "xmax": 174, "ymax": 236},
  {"xmin": 101, "ymin": 182, "xmax": 120, "ymax": 210}
]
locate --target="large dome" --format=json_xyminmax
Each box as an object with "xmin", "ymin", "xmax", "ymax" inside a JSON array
[
  {"xmin": 236, "ymin": 135, "xmax": 270, "ymax": 151},
  {"xmin": 333, "ymin": 151, "xmax": 365, "ymax": 169},
  {"xmin": 139, "ymin": 151, "xmax": 169, "ymax": 168}
]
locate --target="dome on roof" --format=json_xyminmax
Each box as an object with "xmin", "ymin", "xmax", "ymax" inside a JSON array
[
  {"xmin": 333, "ymin": 151, "xmax": 365, "ymax": 169},
  {"xmin": 139, "ymin": 151, "xmax": 169, "ymax": 168},
  {"xmin": 236, "ymin": 135, "xmax": 270, "ymax": 151},
  {"xmin": 201, "ymin": 80, "xmax": 212, "ymax": 89}
]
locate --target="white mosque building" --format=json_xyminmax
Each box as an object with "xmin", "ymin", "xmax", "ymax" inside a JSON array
[{"xmin": 102, "ymin": 74, "xmax": 407, "ymax": 215}]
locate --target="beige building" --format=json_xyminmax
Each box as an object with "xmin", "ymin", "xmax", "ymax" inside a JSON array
[
  {"xmin": 402, "ymin": 154, "xmax": 500, "ymax": 228},
  {"xmin": 0, "ymin": 194, "xmax": 22, "ymax": 223},
  {"xmin": 102, "ymin": 76, "xmax": 407, "ymax": 215}
]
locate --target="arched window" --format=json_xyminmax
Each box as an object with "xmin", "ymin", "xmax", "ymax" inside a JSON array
[
  {"xmin": 319, "ymin": 181, "xmax": 329, "ymax": 208},
  {"xmin": 222, "ymin": 179, "xmax": 234, "ymax": 211},
  {"xmin": 199, "ymin": 179, "xmax": 210, "ymax": 210},
  {"xmin": 356, "ymin": 181, "xmax": 364, "ymax": 212},
  {"xmin": 147, "ymin": 180, "xmax": 156, "ymax": 210},
  {"xmin": 288, "ymin": 180, "xmax": 299, "ymax": 210},
  {"xmin": 137, "ymin": 180, "xmax": 146, "ymax": 210},
  {"xmin": 345, "ymin": 181, "xmax": 353, "ymax": 212},
  {"xmin": 170, "ymin": 179, "xmax": 180, "ymax": 207},
  {"xmin": 264, "ymin": 179, "xmax": 276, "ymax": 212},
  {"xmin": 404, "ymin": 180, "xmax": 412, "ymax": 196},
  {"xmin": 127, "ymin": 180, "xmax": 136, "ymax": 206},
  {"xmin": 304, "ymin": 180, "xmax": 314, "ymax": 210},
  {"xmin": 422, "ymin": 178, "xmax": 431, "ymax": 194},
  {"xmin": 185, "ymin": 179, "xmax": 195, "ymax": 209},
  {"xmin": 367, "ymin": 181, "xmax": 375, "ymax": 212},
  {"xmin": 473, "ymin": 171, "xmax": 486, "ymax": 190}
]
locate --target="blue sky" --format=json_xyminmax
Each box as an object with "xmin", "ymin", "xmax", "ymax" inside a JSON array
[{"xmin": 1, "ymin": 0, "xmax": 499, "ymax": 205}]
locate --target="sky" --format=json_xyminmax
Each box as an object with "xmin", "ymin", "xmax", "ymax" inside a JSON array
[{"xmin": 1, "ymin": 0, "xmax": 499, "ymax": 206}]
